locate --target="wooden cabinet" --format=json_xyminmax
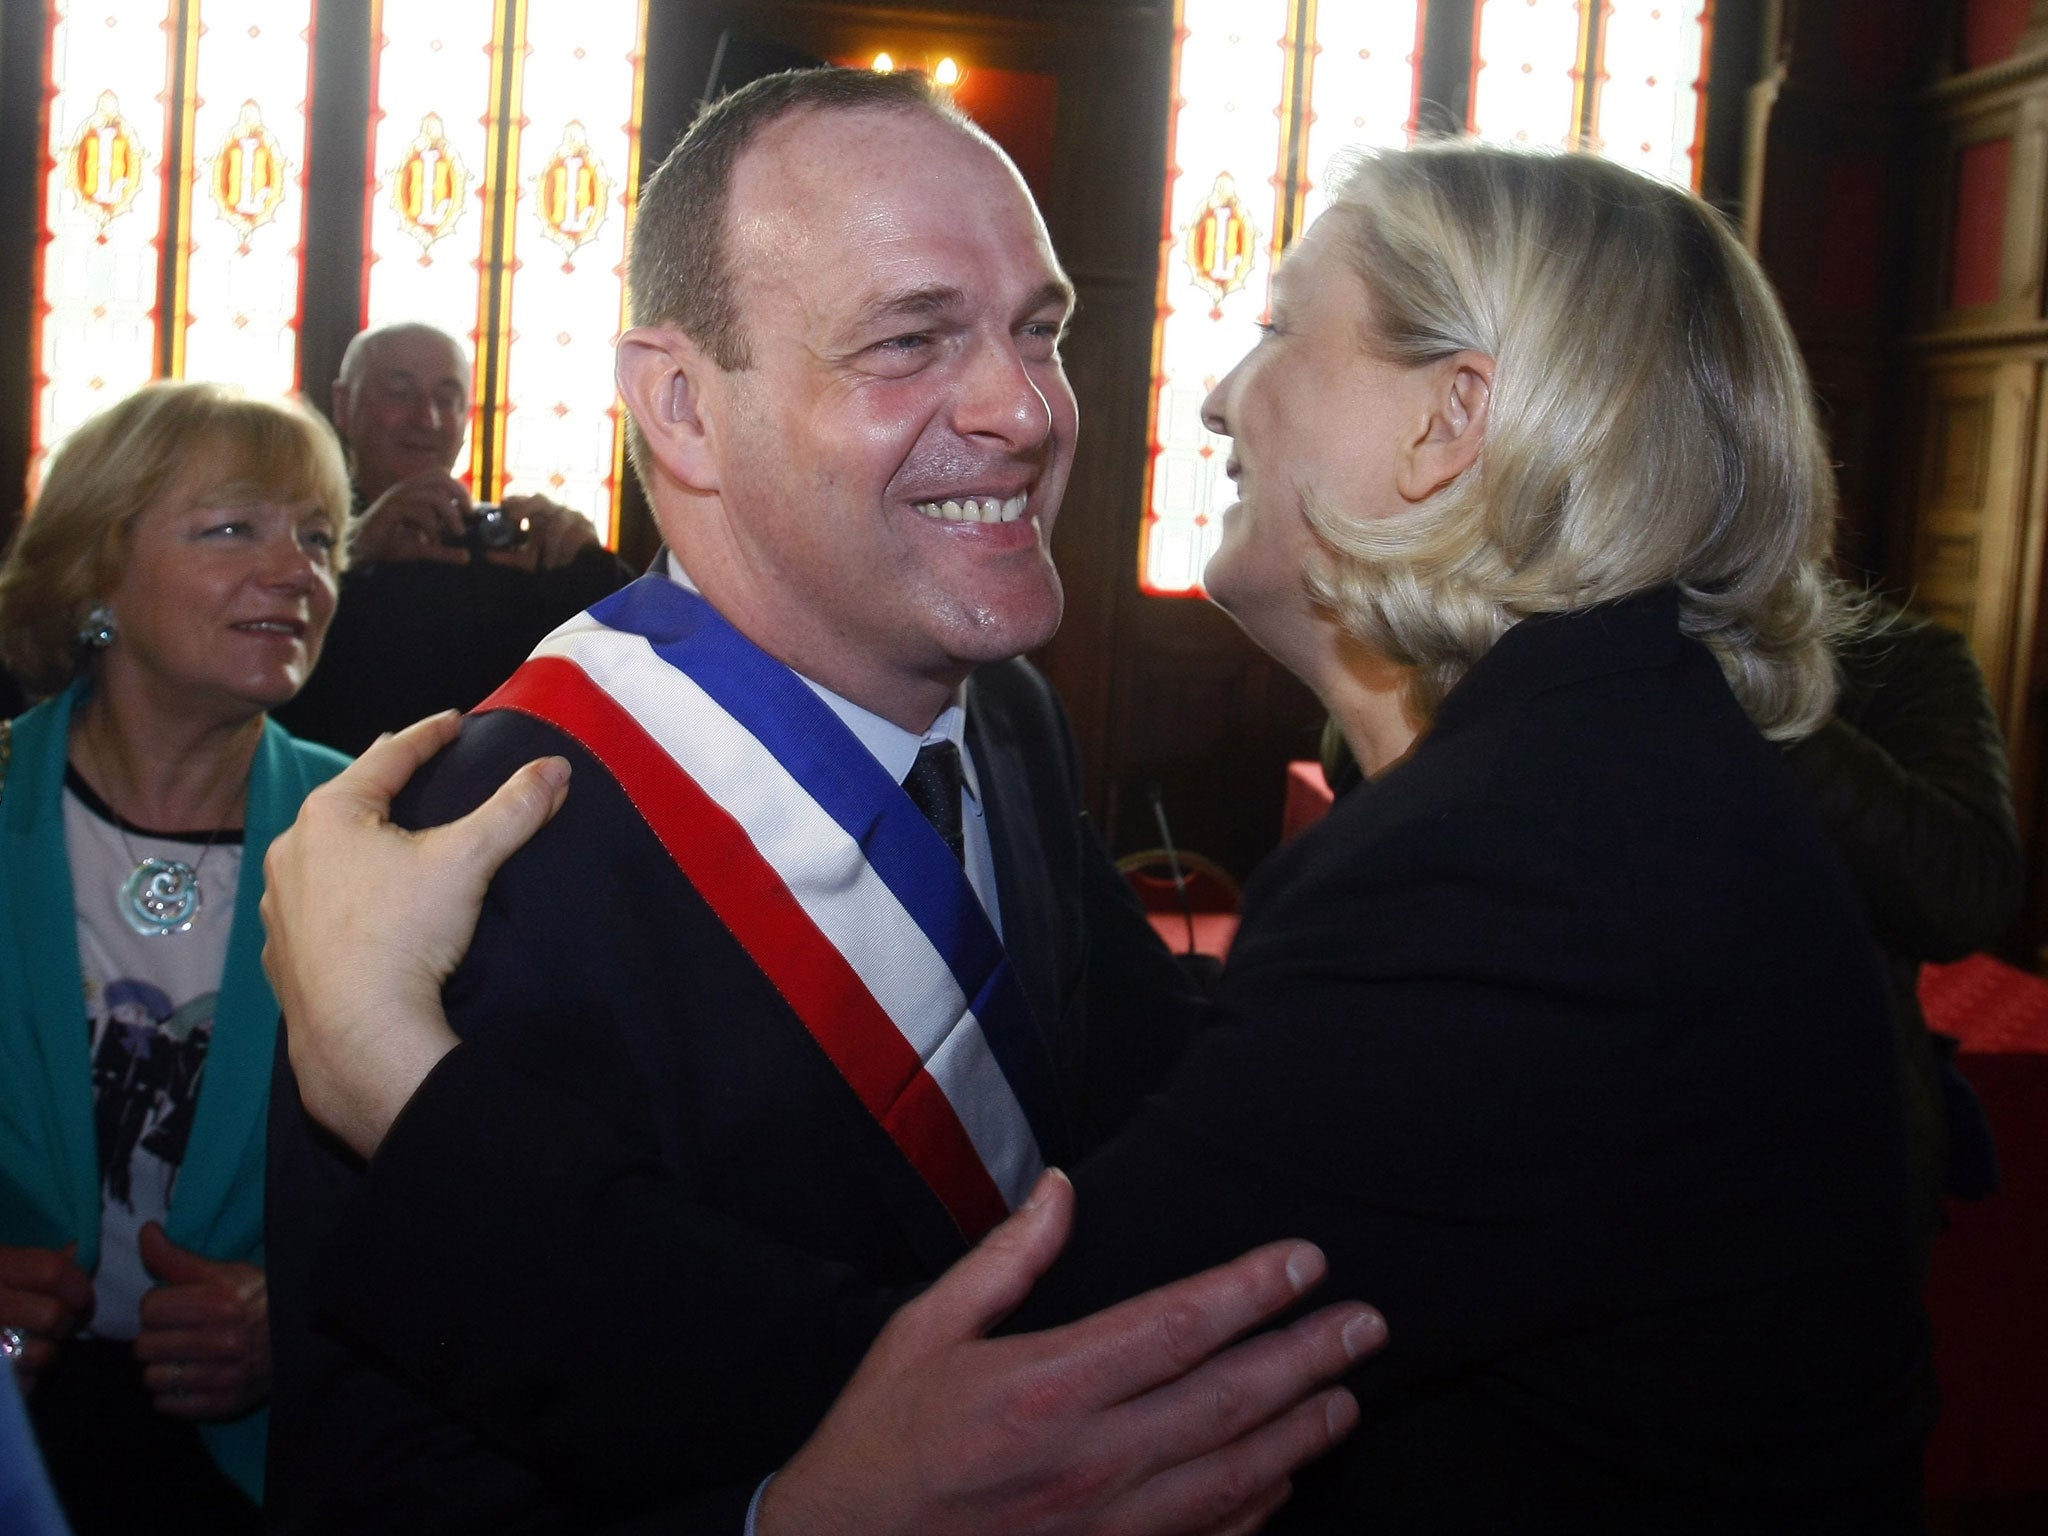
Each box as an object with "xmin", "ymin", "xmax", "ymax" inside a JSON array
[
  {"xmin": 1905, "ymin": 358, "xmax": 2045, "ymax": 721},
  {"xmin": 1894, "ymin": 13, "xmax": 2048, "ymax": 958}
]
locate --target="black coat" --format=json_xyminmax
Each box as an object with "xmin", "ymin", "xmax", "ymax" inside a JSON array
[
  {"xmin": 262, "ymin": 656, "xmax": 1196, "ymax": 1532},
  {"xmin": 273, "ymin": 549, "xmax": 632, "ymax": 758},
  {"xmin": 1024, "ymin": 589, "xmax": 1934, "ymax": 1531},
  {"xmin": 270, "ymin": 592, "xmax": 1931, "ymax": 1533},
  {"xmin": 1787, "ymin": 609, "xmax": 2023, "ymax": 963},
  {"xmin": 1784, "ymin": 607, "xmax": 2022, "ymax": 1213}
]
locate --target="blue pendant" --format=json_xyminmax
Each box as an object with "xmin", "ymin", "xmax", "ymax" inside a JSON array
[{"xmin": 121, "ymin": 857, "xmax": 202, "ymax": 936}]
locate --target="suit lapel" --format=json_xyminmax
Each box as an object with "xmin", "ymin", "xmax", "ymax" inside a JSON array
[{"xmin": 965, "ymin": 678, "xmax": 1071, "ymax": 1165}]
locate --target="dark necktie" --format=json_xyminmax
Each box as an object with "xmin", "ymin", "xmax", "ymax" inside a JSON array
[{"xmin": 903, "ymin": 740, "xmax": 965, "ymax": 866}]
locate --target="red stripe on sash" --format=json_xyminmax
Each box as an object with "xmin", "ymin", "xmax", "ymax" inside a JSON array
[{"xmin": 476, "ymin": 656, "xmax": 1009, "ymax": 1241}]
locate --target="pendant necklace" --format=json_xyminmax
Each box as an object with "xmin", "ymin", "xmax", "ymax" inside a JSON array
[
  {"xmin": 79, "ymin": 727, "xmax": 238, "ymax": 938},
  {"xmin": 113, "ymin": 815, "xmax": 220, "ymax": 937}
]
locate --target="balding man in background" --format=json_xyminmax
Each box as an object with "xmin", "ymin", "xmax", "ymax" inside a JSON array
[{"xmin": 273, "ymin": 323, "xmax": 630, "ymax": 756}]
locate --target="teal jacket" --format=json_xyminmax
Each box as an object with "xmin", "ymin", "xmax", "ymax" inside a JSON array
[{"xmin": 0, "ymin": 682, "xmax": 347, "ymax": 1501}]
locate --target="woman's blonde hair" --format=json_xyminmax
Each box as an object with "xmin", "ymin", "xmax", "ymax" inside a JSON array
[
  {"xmin": 1303, "ymin": 142, "xmax": 1849, "ymax": 737},
  {"xmin": 0, "ymin": 381, "xmax": 349, "ymax": 700}
]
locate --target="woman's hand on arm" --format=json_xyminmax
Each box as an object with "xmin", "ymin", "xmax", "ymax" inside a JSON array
[
  {"xmin": 760, "ymin": 1171, "xmax": 1384, "ymax": 1536},
  {"xmin": 0, "ymin": 1243, "xmax": 94, "ymax": 1396},
  {"xmin": 260, "ymin": 711, "xmax": 571, "ymax": 1159}
]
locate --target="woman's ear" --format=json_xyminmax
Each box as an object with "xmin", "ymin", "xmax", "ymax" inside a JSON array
[
  {"xmin": 617, "ymin": 327, "xmax": 725, "ymax": 494},
  {"xmin": 1396, "ymin": 351, "xmax": 1493, "ymax": 504}
]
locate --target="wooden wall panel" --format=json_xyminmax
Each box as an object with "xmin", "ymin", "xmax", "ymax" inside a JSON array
[
  {"xmin": 1952, "ymin": 136, "xmax": 2017, "ymax": 307},
  {"xmin": 1889, "ymin": 0, "xmax": 2048, "ymax": 960},
  {"xmin": 1746, "ymin": 0, "xmax": 1937, "ymax": 584},
  {"xmin": 1907, "ymin": 360, "xmax": 2038, "ymax": 719},
  {"xmin": 1038, "ymin": 272, "xmax": 1157, "ymax": 821}
]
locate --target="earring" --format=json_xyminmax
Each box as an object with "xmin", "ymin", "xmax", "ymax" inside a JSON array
[{"xmin": 76, "ymin": 605, "xmax": 116, "ymax": 649}]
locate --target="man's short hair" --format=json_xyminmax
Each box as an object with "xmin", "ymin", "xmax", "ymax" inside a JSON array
[
  {"xmin": 334, "ymin": 322, "xmax": 471, "ymax": 399},
  {"xmin": 630, "ymin": 67, "xmax": 974, "ymax": 372}
]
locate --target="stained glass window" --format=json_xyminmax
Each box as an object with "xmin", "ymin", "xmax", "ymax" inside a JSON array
[
  {"xmin": 1141, "ymin": 0, "xmax": 1713, "ymax": 595},
  {"xmin": 1590, "ymin": 2, "xmax": 1712, "ymax": 188},
  {"xmin": 1470, "ymin": 0, "xmax": 1711, "ymax": 182},
  {"xmin": 32, "ymin": 1, "xmax": 181, "ymax": 488},
  {"xmin": 361, "ymin": 0, "xmax": 645, "ymax": 537},
  {"xmin": 32, "ymin": 0, "xmax": 318, "ymax": 490},
  {"xmin": 1470, "ymin": 0, "xmax": 1592, "ymax": 151},
  {"xmin": 361, "ymin": 0, "xmax": 503, "ymax": 484},
  {"xmin": 173, "ymin": 0, "xmax": 317, "ymax": 393},
  {"xmin": 493, "ymin": 0, "xmax": 647, "ymax": 544},
  {"xmin": 1296, "ymin": 3, "xmax": 1427, "ymax": 232},
  {"xmin": 1143, "ymin": 0, "xmax": 1299, "ymax": 595}
]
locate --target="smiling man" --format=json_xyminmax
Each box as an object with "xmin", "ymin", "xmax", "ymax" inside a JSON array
[{"xmin": 262, "ymin": 69, "xmax": 1372, "ymax": 1534}]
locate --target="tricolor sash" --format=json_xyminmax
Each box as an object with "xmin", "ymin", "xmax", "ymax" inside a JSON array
[{"xmin": 474, "ymin": 575, "xmax": 1055, "ymax": 1242}]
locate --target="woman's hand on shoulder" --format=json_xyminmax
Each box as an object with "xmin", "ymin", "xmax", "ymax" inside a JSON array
[
  {"xmin": 0, "ymin": 1242, "xmax": 94, "ymax": 1396},
  {"xmin": 261, "ymin": 710, "xmax": 571, "ymax": 1158}
]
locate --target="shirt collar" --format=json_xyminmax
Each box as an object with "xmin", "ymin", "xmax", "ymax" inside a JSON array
[{"xmin": 662, "ymin": 551, "xmax": 979, "ymax": 800}]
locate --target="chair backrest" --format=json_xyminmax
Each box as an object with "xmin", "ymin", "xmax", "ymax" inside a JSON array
[{"xmin": 1114, "ymin": 848, "xmax": 1242, "ymax": 915}]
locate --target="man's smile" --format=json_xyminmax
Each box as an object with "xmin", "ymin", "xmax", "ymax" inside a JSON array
[{"xmin": 912, "ymin": 492, "xmax": 1030, "ymax": 524}]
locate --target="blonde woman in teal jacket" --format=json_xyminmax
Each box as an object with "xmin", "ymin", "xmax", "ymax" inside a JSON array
[{"xmin": 0, "ymin": 383, "xmax": 349, "ymax": 1530}]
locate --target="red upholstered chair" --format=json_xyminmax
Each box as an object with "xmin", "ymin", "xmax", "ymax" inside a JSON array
[
  {"xmin": 1917, "ymin": 954, "xmax": 2048, "ymax": 1506},
  {"xmin": 1116, "ymin": 849, "xmax": 1241, "ymax": 960}
]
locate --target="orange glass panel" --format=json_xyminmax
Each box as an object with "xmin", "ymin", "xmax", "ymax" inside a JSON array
[
  {"xmin": 173, "ymin": 0, "xmax": 317, "ymax": 392},
  {"xmin": 1470, "ymin": 0, "xmax": 1590, "ymax": 149},
  {"xmin": 1141, "ymin": 0, "xmax": 1297, "ymax": 596},
  {"xmin": 492, "ymin": 0, "xmax": 647, "ymax": 543},
  {"xmin": 1297, "ymin": 0, "xmax": 1424, "ymax": 233},
  {"xmin": 31, "ymin": 0, "xmax": 180, "ymax": 490},
  {"xmin": 360, "ymin": 0, "xmax": 502, "ymax": 485},
  {"xmin": 1590, "ymin": 0, "xmax": 1710, "ymax": 188}
]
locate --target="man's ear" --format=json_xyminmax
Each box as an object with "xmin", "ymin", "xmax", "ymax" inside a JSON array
[
  {"xmin": 329, "ymin": 378, "xmax": 350, "ymax": 434},
  {"xmin": 617, "ymin": 326, "xmax": 725, "ymax": 494},
  {"xmin": 1395, "ymin": 351, "xmax": 1493, "ymax": 504}
]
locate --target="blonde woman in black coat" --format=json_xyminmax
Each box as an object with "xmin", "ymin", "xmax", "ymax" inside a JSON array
[{"xmin": 260, "ymin": 143, "xmax": 1929, "ymax": 1534}]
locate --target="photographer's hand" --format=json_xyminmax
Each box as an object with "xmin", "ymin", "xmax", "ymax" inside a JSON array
[
  {"xmin": 496, "ymin": 494, "xmax": 601, "ymax": 571},
  {"xmin": 351, "ymin": 473, "xmax": 474, "ymax": 566}
]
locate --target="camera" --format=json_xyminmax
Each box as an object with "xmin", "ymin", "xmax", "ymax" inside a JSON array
[{"xmin": 445, "ymin": 502, "xmax": 532, "ymax": 555}]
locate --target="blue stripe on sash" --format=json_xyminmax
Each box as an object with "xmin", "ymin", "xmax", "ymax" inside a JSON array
[{"xmin": 588, "ymin": 575, "xmax": 1066, "ymax": 1162}]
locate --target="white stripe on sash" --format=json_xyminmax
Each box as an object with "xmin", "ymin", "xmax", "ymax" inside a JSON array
[{"xmin": 529, "ymin": 618, "xmax": 1043, "ymax": 1209}]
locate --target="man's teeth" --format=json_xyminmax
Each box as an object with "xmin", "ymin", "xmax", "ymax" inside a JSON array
[{"xmin": 913, "ymin": 494, "xmax": 1029, "ymax": 524}]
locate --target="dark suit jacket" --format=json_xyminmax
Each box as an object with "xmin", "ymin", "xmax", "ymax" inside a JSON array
[
  {"xmin": 272, "ymin": 549, "xmax": 631, "ymax": 758},
  {"xmin": 1021, "ymin": 589, "xmax": 1934, "ymax": 1531},
  {"xmin": 263, "ymin": 656, "xmax": 1195, "ymax": 1532}
]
